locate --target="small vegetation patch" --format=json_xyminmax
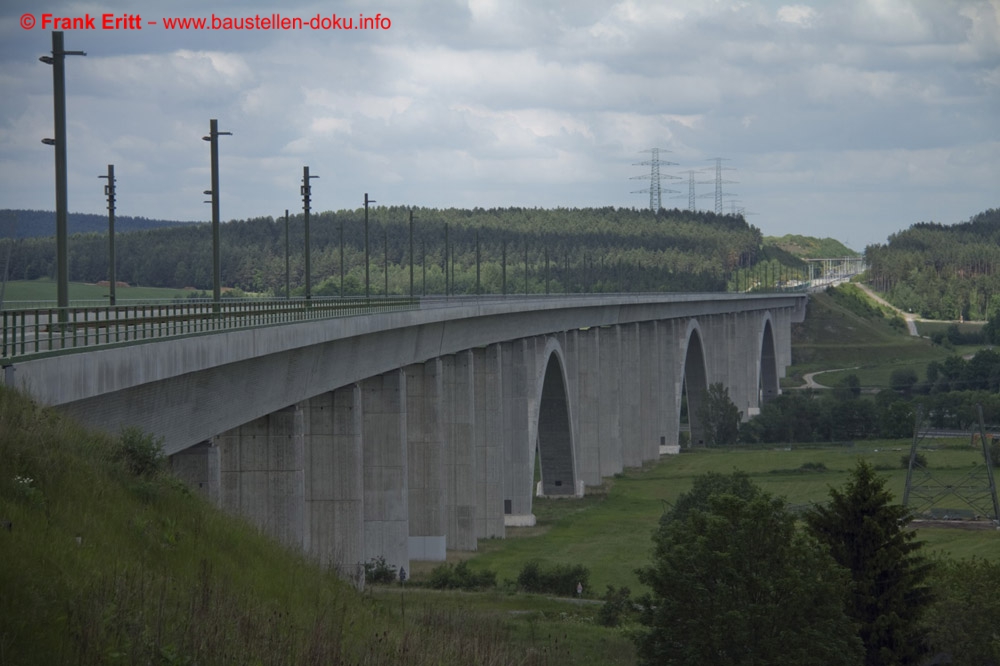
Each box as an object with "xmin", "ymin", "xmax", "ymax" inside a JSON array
[
  {"xmin": 516, "ymin": 560, "xmax": 590, "ymax": 597},
  {"xmin": 427, "ymin": 561, "xmax": 497, "ymax": 591},
  {"xmin": 769, "ymin": 461, "xmax": 829, "ymax": 474}
]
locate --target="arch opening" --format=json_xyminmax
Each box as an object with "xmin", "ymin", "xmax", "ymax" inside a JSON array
[
  {"xmin": 759, "ymin": 319, "xmax": 779, "ymax": 405},
  {"xmin": 537, "ymin": 352, "xmax": 576, "ymax": 496},
  {"xmin": 681, "ymin": 328, "xmax": 709, "ymax": 447}
]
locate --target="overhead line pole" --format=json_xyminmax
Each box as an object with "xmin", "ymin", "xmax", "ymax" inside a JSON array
[{"xmin": 40, "ymin": 31, "xmax": 86, "ymax": 320}]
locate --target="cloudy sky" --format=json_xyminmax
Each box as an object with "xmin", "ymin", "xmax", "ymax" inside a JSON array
[{"xmin": 1, "ymin": 0, "xmax": 997, "ymax": 249}]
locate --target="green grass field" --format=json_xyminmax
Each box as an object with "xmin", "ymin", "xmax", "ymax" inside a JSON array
[
  {"xmin": 1, "ymin": 278, "xmax": 199, "ymax": 306},
  {"xmin": 440, "ymin": 443, "xmax": 1000, "ymax": 595}
]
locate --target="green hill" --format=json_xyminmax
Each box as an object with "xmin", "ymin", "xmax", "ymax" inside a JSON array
[
  {"xmin": 787, "ymin": 285, "xmax": 951, "ymax": 387},
  {"xmin": 763, "ymin": 234, "xmax": 859, "ymax": 259},
  {"xmin": 865, "ymin": 208, "xmax": 1000, "ymax": 320}
]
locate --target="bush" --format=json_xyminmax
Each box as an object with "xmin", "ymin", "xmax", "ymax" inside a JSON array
[
  {"xmin": 427, "ymin": 561, "xmax": 497, "ymax": 590},
  {"xmin": 900, "ymin": 452, "xmax": 928, "ymax": 469},
  {"xmin": 596, "ymin": 585, "xmax": 633, "ymax": 627},
  {"xmin": 363, "ymin": 556, "xmax": 397, "ymax": 585},
  {"xmin": 113, "ymin": 427, "xmax": 165, "ymax": 478},
  {"xmin": 516, "ymin": 560, "xmax": 590, "ymax": 596}
]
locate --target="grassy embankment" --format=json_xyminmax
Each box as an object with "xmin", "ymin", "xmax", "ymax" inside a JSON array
[
  {"xmin": 0, "ymin": 385, "xmax": 635, "ymax": 665},
  {"xmin": 785, "ymin": 285, "xmax": 983, "ymax": 389}
]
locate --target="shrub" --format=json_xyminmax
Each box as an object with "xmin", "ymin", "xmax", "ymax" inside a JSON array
[
  {"xmin": 363, "ymin": 556, "xmax": 397, "ymax": 585},
  {"xmin": 900, "ymin": 452, "xmax": 928, "ymax": 469},
  {"xmin": 596, "ymin": 585, "xmax": 633, "ymax": 627},
  {"xmin": 113, "ymin": 427, "xmax": 165, "ymax": 478},
  {"xmin": 427, "ymin": 561, "xmax": 497, "ymax": 591},
  {"xmin": 516, "ymin": 560, "xmax": 590, "ymax": 596}
]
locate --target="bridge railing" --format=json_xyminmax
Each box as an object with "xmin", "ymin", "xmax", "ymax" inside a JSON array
[{"xmin": 1, "ymin": 296, "xmax": 417, "ymax": 361}]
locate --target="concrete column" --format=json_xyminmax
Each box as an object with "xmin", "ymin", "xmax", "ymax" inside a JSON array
[
  {"xmin": 217, "ymin": 404, "xmax": 305, "ymax": 550},
  {"xmin": 660, "ymin": 319, "xmax": 682, "ymax": 450},
  {"xmin": 361, "ymin": 370, "xmax": 408, "ymax": 573},
  {"xmin": 406, "ymin": 360, "xmax": 446, "ymax": 561},
  {"xmin": 637, "ymin": 322, "xmax": 660, "ymax": 463},
  {"xmin": 575, "ymin": 327, "xmax": 601, "ymax": 486},
  {"xmin": 501, "ymin": 339, "xmax": 534, "ymax": 525},
  {"xmin": 442, "ymin": 351, "xmax": 477, "ymax": 550},
  {"xmin": 599, "ymin": 326, "xmax": 623, "ymax": 477},
  {"xmin": 473, "ymin": 344, "xmax": 504, "ymax": 538},
  {"xmin": 558, "ymin": 330, "xmax": 583, "ymax": 496},
  {"xmin": 617, "ymin": 323, "xmax": 643, "ymax": 467},
  {"xmin": 303, "ymin": 386, "xmax": 364, "ymax": 582},
  {"xmin": 170, "ymin": 440, "xmax": 219, "ymax": 505}
]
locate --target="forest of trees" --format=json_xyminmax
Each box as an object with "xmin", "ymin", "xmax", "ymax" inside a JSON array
[
  {"xmin": 865, "ymin": 208, "xmax": 1000, "ymax": 320},
  {"xmin": 0, "ymin": 207, "xmax": 769, "ymax": 296}
]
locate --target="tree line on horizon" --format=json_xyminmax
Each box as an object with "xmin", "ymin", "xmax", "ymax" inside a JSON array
[
  {"xmin": 0, "ymin": 206, "xmax": 767, "ymax": 296},
  {"xmin": 865, "ymin": 208, "xmax": 1000, "ymax": 321}
]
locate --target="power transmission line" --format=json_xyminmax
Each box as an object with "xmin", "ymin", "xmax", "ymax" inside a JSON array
[{"xmin": 630, "ymin": 148, "xmax": 679, "ymax": 212}]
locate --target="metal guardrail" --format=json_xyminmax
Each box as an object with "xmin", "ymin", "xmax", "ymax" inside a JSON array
[{"xmin": 1, "ymin": 297, "xmax": 417, "ymax": 361}]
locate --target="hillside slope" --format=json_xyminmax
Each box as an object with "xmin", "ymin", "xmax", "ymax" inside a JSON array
[
  {"xmin": 788, "ymin": 285, "xmax": 945, "ymax": 385},
  {"xmin": 0, "ymin": 386, "xmax": 602, "ymax": 665}
]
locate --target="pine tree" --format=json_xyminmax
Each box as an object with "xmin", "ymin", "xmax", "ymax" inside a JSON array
[{"xmin": 805, "ymin": 460, "xmax": 933, "ymax": 666}]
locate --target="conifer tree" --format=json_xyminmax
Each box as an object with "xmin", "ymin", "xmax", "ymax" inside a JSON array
[{"xmin": 805, "ymin": 460, "xmax": 933, "ymax": 666}]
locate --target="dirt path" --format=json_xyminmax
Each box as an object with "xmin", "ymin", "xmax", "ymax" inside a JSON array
[
  {"xmin": 855, "ymin": 283, "xmax": 919, "ymax": 336},
  {"xmin": 799, "ymin": 367, "xmax": 860, "ymax": 389}
]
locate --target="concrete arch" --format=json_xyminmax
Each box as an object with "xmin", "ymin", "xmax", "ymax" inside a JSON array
[
  {"xmin": 533, "ymin": 337, "xmax": 578, "ymax": 497},
  {"xmin": 680, "ymin": 320, "xmax": 709, "ymax": 447},
  {"xmin": 758, "ymin": 313, "xmax": 779, "ymax": 405}
]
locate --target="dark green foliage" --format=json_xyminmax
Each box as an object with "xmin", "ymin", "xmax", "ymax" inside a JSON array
[
  {"xmin": 516, "ymin": 560, "xmax": 589, "ymax": 596},
  {"xmin": 889, "ymin": 367, "xmax": 919, "ymax": 394},
  {"xmin": 990, "ymin": 441, "xmax": 1000, "ymax": 468},
  {"xmin": 901, "ymin": 452, "xmax": 928, "ymax": 469},
  {"xmin": 427, "ymin": 561, "xmax": 497, "ymax": 590},
  {"xmin": 363, "ymin": 556, "xmax": 397, "ymax": 585},
  {"xmin": 113, "ymin": 427, "xmax": 165, "ymax": 478},
  {"xmin": 664, "ymin": 471, "xmax": 758, "ymax": 523},
  {"xmin": 925, "ymin": 348, "xmax": 1000, "ymax": 393},
  {"xmin": 697, "ymin": 382, "xmax": 741, "ymax": 446},
  {"xmin": 635, "ymin": 475, "xmax": 863, "ymax": 666},
  {"xmin": 805, "ymin": 461, "xmax": 933, "ymax": 666},
  {"xmin": 841, "ymin": 373, "xmax": 862, "ymax": 399},
  {"xmin": 985, "ymin": 309, "xmax": 1000, "ymax": 345},
  {"xmin": 2, "ymin": 206, "xmax": 761, "ymax": 295},
  {"xmin": 866, "ymin": 208, "xmax": 1000, "ymax": 321},
  {"xmin": 924, "ymin": 558, "xmax": 1000, "ymax": 664},
  {"xmin": 596, "ymin": 586, "xmax": 633, "ymax": 628}
]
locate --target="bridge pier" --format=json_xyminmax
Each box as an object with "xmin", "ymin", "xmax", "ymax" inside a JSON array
[
  {"xmin": 501, "ymin": 339, "xmax": 536, "ymax": 526},
  {"xmin": 361, "ymin": 371, "xmax": 409, "ymax": 574},
  {"xmin": 170, "ymin": 441, "xmax": 219, "ymax": 504},
  {"xmin": 216, "ymin": 405, "xmax": 305, "ymax": 551},
  {"xmin": 442, "ymin": 351, "xmax": 478, "ymax": 550},
  {"xmin": 472, "ymin": 345, "xmax": 505, "ymax": 539},
  {"xmin": 405, "ymin": 361, "xmax": 446, "ymax": 561},
  {"xmin": 617, "ymin": 323, "xmax": 638, "ymax": 465},
  {"xmin": 303, "ymin": 386, "xmax": 364, "ymax": 580}
]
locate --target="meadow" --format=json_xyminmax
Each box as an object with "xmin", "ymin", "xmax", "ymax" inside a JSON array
[
  {"xmin": 435, "ymin": 441, "xmax": 1000, "ymax": 596},
  {"xmin": 1, "ymin": 278, "xmax": 197, "ymax": 306}
]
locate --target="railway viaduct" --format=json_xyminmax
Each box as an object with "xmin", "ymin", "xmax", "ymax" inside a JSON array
[{"xmin": 3, "ymin": 293, "xmax": 806, "ymax": 578}]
